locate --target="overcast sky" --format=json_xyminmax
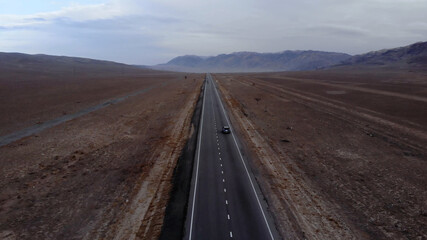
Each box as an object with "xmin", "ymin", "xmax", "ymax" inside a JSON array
[{"xmin": 1, "ymin": 0, "xmax": 426, "ymax": 65}]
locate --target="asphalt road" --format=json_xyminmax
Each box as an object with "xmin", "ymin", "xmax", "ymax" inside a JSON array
[{"xmin": 185, "ymin": 74, "xmax": 278, "ymax": 240}]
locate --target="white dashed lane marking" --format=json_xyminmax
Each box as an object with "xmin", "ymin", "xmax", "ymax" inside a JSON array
[{"xmin": 212, "ymin": 101, "xmax": 234, "ymax": 239}]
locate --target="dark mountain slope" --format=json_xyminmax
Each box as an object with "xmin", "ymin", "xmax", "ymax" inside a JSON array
[
  {"xmin": 340, "ymin": 41, "xmax": 427, "ymax": 67},
  {"xmin": 0, "ymin": 52, "xmax": 157, "ymax": 77}
]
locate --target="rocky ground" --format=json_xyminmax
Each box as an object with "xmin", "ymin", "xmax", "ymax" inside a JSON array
[
  {"xmin": 0, "ymin": 69, "xmax": 203, "ymax": 240},
  {"xmin": 214, "ymin": 67, "xmax": 427, "ymax": 240}
]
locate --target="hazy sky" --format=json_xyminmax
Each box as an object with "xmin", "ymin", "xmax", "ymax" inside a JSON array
[{"xmin": 1, "ymin": 0, "xmax": 426, "ymax": 65}]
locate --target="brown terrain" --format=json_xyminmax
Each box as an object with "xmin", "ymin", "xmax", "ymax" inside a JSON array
[
  {"xmin": 2, "ymin": 49, "xmax": 427, "ymax": 240},
  {"xmin": 0, "ymin": 56, "xmax": 203, "ymax": 240},
  {"xmin": 214, "ymin": 67, "xmax": 427, "ymax": 240}
]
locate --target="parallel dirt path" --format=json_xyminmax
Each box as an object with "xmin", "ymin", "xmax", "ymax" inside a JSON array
[
  {"xmin": 0, "ymin": 74, "xmax": 203, "ymax": 240},
  {"xmin": 264, "ymin": 76, "xmax": 427, "ymax": 103},
  {"xmin": 214, "ymin": 72, "xmax": 427, "ymax": 240},
  {"xmin": 216, "ymin": 77, "xmax": 359, "ymax": 240},
  {"xmin": 105, "ymin": 84, "xmax": 201, "ymax": 240}
]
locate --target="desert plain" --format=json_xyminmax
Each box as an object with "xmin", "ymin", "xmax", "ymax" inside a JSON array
[
  {"xmin": 0, "ymin": 59, "xmax": 203, "ymax": 239},
  {"xmin": 215, "ymin": 66, "xmax": 427, "ymax": 239},
  {"xmin": 0, "ymin": 57, "xmax": 426, "ymax": 240}
]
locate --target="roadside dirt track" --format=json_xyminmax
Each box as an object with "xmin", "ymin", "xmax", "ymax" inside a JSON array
[
  {"xmin": 0, "ymin": 71, "xmax": 203, "ymax": 239},
  {"xmin": 214, "ymin": 68, "xmax": 427, "ymax": 240}
]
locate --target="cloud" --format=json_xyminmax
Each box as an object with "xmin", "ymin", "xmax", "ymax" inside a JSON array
[
  {"xmin": 0, "ymin": 0, "xmax": 426, "ymax": 64},
  {"xmin": 305, "ymin": 25, "xmax": 368, "ymax": 38}
]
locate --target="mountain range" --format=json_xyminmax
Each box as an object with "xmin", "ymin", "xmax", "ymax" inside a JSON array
[
  {"xmin": 339, "ymin": 41, "xmax": 427, "ymax": 67},
  {"xmin": 0, "ymin": 53, "xmax": 151, "ymax": 78},
  {"xmin": 1, "ymin": 41, "xmax": 425, "ymax": 75},
  {"xmin": 153, "ymin": 51, "xmax": 351, "ymax": 72},
  {"xmin": 154, "ymin": 41, "xmax": 427, "ymax": 72}
]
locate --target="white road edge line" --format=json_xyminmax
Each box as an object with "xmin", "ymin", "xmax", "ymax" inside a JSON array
[
  {"xmin": 209, "ymin": 74, "xmax": 276, "ymax": 240},
  {"xmin": 188, "ymin": 77, "xmax": 208, "ymax": 240}
]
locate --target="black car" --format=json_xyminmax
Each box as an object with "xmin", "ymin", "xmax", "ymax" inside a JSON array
[{"xmin": 222, "ymin": 126, "xmax": 231, "ymax": 134}]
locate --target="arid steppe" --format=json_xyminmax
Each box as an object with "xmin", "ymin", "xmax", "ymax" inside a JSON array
[
  {"xmin": 0, "ymin": 60, "xmax": 203, "ymax": 239},
  {"xmin": 1, "ymin": 53, "xmax": 426, "ymax": 240},
  {"xmin": 214, "ymin": 67, "xmax": 427, "ymax": 240}
]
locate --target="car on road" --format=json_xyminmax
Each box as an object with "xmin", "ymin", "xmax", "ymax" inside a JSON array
[{"xmin": 222, "ymin": 126, "xmax": 231, "ymax": 134}]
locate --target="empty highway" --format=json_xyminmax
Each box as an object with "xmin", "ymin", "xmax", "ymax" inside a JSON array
[{"xmin": 184, "ymin": 74, "xmax": 278, "ymax": 240}]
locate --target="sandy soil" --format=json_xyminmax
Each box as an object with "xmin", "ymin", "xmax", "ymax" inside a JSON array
[
  {"xmin": 0, "ymin": 70, "xmax": 203, "ymax": 239},
  {"xmin": 214, "ymin": 68, "xmax": 427, "ymax": 240},
  {"xmin": 0, "ymin": 68, "xmax": 171, "ymax": 136}
]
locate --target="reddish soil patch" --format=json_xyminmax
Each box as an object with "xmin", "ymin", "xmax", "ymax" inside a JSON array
[
  {"xmin": 214, "ymin": 68, "xmax": 427, "ymax": 240},
  {"xmin": 0, "ymin": 67, "xmax": 203, "ymax": 239}
]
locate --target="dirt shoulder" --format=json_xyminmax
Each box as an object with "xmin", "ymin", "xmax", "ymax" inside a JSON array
[
  {"xmin": 0, "ymin": 73, "xmax": 203, "ymax": 240},
  {"xmin": 214, "ymin": 69, "xmax": 427, "ymax": 240}
]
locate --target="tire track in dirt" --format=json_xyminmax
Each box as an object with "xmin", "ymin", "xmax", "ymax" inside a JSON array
[
  {"xmin": 215, "ymin": 74, "xmax": 427, "ymax": 239},
  {"xmin": 261, "ymin": 76, "xmax": 427, "ymax": 103},
  {"xmin": 215, "ymin": 76, "xmax": 360, "ymax": 240},
  {"xmin": 0, "ymin": 82, "xmax": 170, "ymax": 147},
  {"xmin": 239, "ymin": 78, "xmax": 427, "ymax": 154},
  {"xmin": 84, "ymin": 80, "xmax": 203, "ymax": 240}
]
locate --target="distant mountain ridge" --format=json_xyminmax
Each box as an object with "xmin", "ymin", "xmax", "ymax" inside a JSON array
[
  {"xmin": 0, "ymin": 52, "xmax": 126, "ymax": 67},
  {"xmin": 340, "ymin": 41, "xmax": 427, "ymax": 67},
  {"xmin": 154, "ymin": 50, "xmax": 351, "ymax": 72},
  {"xmin": 0, "ymin": 52, "xmax": 154, "ymax": 76},
  {"xmin": 3, "ymin": 41, "xmax": 425, "ymax": 75}
]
